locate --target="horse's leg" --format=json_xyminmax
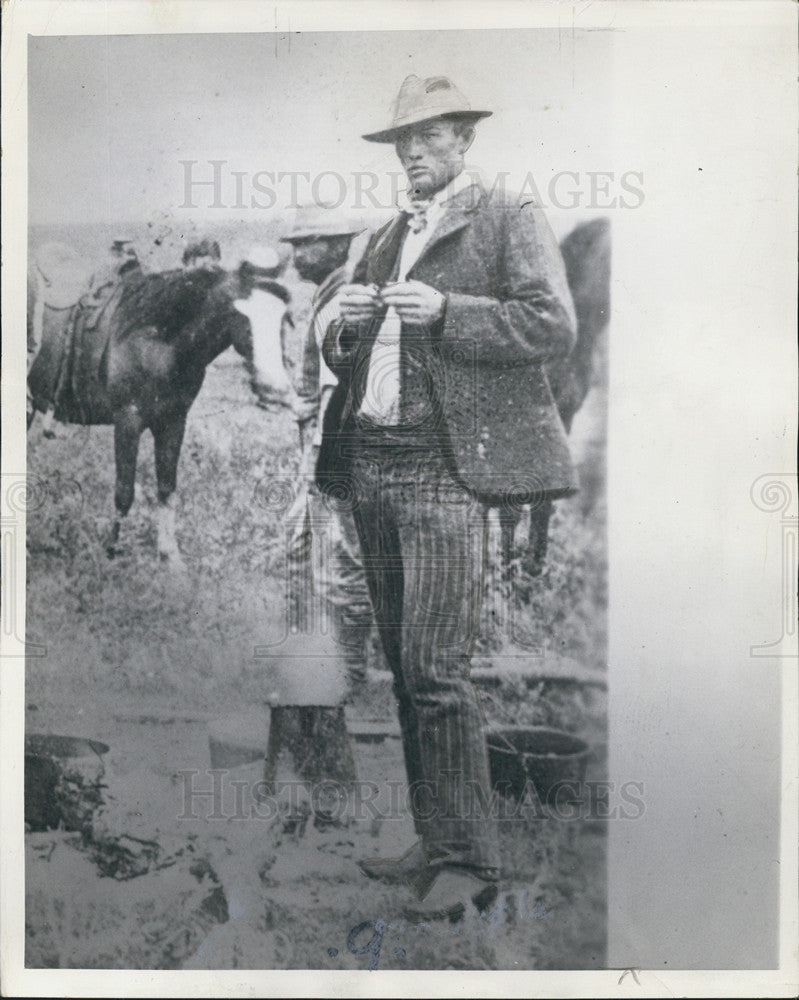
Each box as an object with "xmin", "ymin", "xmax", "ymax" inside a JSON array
[
  {"xmin": 524, "ymin": 499, "xmax": 554, "ymax": 576},
  {"xmin": 41, "ymin": 407, "xmax": 56, "ymax": 438},
  {"xmin": 152, "ymin": 413, "xmax": 187, "ymax": 568},
  {"xmin": 498, "ymin": 506, "xmax": 522, "ymax": 580},
  {"xmin": 108, "ymin": 405, "xmax": 143, "ymax": 557}
]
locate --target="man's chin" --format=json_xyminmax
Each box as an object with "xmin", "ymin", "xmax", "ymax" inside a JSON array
[{"xmin": 406, "ymin": 173, "xmax": 433, "ymax": 195}]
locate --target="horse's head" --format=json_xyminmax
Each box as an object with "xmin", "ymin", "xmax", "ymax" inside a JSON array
[
  {"xmin": 196, "ymin": 266, "xmax": 252, "ymax": 355},
  {"xmin": 117, "ymin": 254, "xmax": 297, "ymax": 410},
  {"xmin": 223, "ymin": 261, "xmax": 297, "ymax": 410}
]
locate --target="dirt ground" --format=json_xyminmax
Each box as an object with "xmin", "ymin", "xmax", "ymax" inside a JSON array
[
  {"xmin": 24, "ymin": 286, "xmax": 608, "ymax": 971},
  {"xmin": 25, "ymin": 693, "xmax": 606, "ymax": 971}
]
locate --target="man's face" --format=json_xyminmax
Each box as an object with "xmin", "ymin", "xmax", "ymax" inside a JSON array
[
  {"xmin": 394, "ymin": 119, "xmax": 472, "ymax": 199},
  {"xmin": 291, "ymin": 237, "xmax": 349, "ymax": 284}
]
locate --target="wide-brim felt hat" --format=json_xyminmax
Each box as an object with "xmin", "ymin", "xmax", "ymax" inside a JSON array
[
  {"xmin": 280, "ymin": 203, "xmax": 365, "ymax": 243},
  {"xmin": 362, "ymin": 75, "xmax": 491, "ymax": 143}
]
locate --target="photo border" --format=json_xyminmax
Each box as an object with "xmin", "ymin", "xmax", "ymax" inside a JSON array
[{"xmin": 2, "ymin": 1, "xmax": 797, "ymax": 996}]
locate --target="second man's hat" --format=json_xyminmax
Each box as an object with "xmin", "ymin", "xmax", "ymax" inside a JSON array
[{"xmin": 280, "ymin": 203, "xmax": 365, "ymax": 243}]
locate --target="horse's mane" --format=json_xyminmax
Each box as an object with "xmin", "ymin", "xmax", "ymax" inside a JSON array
[{"xmin": 114, "ymin": 268, "xmax": 226, "ymax": 338}]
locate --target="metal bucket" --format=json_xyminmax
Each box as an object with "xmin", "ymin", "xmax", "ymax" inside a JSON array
[
  {"xmin": 487, "ymin": 726, "xmax": 590, "ymax": 803},
  {"xmin": 25, "ymin": 734, "xmax": 109, "ymax": 832}
]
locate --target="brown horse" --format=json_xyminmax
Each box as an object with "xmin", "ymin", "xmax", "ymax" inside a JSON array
[
  {"xmin": 498, "ymin": 216, "xmax": 611, "ymax": 575},
  {"xmin": 27, "ymin": 252, "xmax": 291, "ymax": 568}
]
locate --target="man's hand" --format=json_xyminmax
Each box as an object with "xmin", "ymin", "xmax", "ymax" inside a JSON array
[
  {"xmin": 338, "ymin": 283, "xmax": 382, "ymax": 324},
  {"xmin": 380, "ymin": 280, "xmax": 445, "ymax": 326}
]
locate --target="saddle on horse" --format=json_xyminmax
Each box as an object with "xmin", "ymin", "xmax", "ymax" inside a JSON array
[
  {"xmin": 50, "ymin": 283, "xmax": 127, "ymax": 425},
  {"xmin": 29, "ymin": 243, "xmax": 131, "ymax": 425}
]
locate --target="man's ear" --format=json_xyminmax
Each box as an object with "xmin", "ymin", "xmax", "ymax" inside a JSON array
[{"xmin": 458, "ymin": 126, "xmax": 476, "ymax": 154}]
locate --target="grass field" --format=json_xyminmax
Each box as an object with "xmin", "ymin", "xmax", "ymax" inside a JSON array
[{"xmin": 24, "ymin": 253, "xmax": 608, "ymax": 971}]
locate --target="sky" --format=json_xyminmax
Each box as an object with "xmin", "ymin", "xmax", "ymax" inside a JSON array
[{"xmin": 28, "ymin": 29, "xmax": 615, "ymax": 235}]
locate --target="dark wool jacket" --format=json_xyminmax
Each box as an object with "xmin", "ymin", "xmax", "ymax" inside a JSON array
[{"xmin": 318, "ymin": 181, "xmax": 578, "ymax": 504}]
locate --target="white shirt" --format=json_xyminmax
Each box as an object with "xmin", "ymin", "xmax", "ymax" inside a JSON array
[{"xmin": 358, "ymin": 170, "xmax": 477, "ymax": 425}]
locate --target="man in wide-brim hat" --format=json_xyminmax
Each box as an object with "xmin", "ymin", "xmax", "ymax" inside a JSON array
[
  {"xmin": 279, "ymin": 204, "xmax": 374, "ymax": 691},
  {"xmin": 321, "ymin": 75, "xmax": 578, "ymax": 921}
]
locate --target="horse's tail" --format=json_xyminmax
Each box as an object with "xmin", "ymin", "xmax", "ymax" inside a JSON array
[
  {"xmin": 26, "ymin": 270, "xmax": 48, "ymax": 427},
  {"xmin": 27, "ymin": 273, "xmax": 78, "ymax": 421},
  {"xmin": 551, "ymin": 217, "xmax": 611, "ymax": 431},
  {"xmin": 29, "ymin": 267, "xmax": 47, "ymax": 374}
]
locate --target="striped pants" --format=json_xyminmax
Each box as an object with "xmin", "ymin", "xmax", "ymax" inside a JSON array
[{"xmin": 351, "ymin": 440, "xmax": 500, "ymax": 877}]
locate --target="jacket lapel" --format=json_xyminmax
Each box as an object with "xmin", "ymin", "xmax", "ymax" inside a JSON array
[
  {"xmin": 407, "ymin": 183, "xmax": 483, "ymax": 276},
  {"xmin": 369, "ymin": 215, "xmax": 410, "ymax": 285},
  {"xmin": 370, "ymin": 181, "xmax": 484, "ymax": 283}
]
